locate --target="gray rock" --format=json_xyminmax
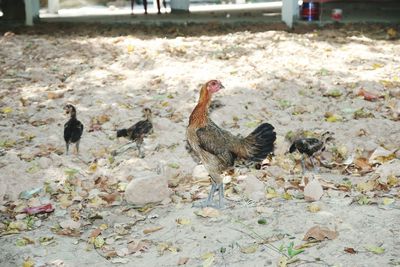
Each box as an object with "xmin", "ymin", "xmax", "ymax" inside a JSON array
[{"xmin": 124, "ymin": 174, "xmax": 172, "ymax": 206}]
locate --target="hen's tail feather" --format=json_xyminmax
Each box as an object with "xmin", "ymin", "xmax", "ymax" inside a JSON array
[
  {"xmin": 244, "ymin": 123, "xmax": 276, "ymax": 162},
  {"xmin": 116, "ymin": 129, "xmax": 128, "ymax": 138}
]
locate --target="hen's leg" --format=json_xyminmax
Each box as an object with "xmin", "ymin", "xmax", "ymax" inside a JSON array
[
  {"xmin": 156, "ymin": 0, "xmax": 161, "ymax": 14},
  {"xmin": 143, "ymin": 0, "xmax": 148, "ymax": 14},
  {"xmin": 205, "ymin": 182, "xmax": 217, "ymax": 206}
]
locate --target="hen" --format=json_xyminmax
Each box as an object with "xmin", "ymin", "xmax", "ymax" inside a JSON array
[
  {"xmin": 187, "ymin": 80, "xmax": 276, "ymax": 208},
  {"xmin": 289, "ymin": 131, "xmax": 334, "ymax": 173},
  {"xmin": 116, "ymin": 108, "xmax": 153, "ymax": 158},
  {"xmin": 64, "ymin": 104, "xmax": 84, "ymax": 155}
]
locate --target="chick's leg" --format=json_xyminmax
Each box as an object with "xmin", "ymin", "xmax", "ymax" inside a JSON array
[
  {"xmin": 301, "ymin": 155, "xmax": 306, "ymax": 174},
  {"xmin": 65, "ymin": 142, "xmax": 69, "ymax": 155},
  {"xmin": 137, "ymin": 142, "xmax": 144, "ymax": 158},
  {"xmin": 217, "ymin": 183, "xmax": 224, "ymax": 209},
  {"xmin": 310, "ymin": 157, "xmax": 319, "ymax": 173},
  {"xmin": 75, "ymin": 140, "xmax": 80, "ymax": 155}
]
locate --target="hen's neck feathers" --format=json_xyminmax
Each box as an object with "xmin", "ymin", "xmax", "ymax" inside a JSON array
[
  {"xmin": 189, "ymin": 85, "xmax": 212, "ymax": 127},
  {"xmin": 69, "ymin": 110, "xmax": 78, "ymax": 121}
]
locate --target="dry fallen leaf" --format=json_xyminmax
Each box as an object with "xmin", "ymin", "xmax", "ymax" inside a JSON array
[
  {"xmin": 358, "ymin": 88, "xmax": 379, "ymax": 101},
  {"xmin": 354, "ymin": 157, "xmax": 373, "ymax": 173},
  {"xmin": 303, "ymin": 226, "xmax": 338, "ymax": 241},
  {"xmin": 89, "ymin": 228, "xmax": 102, "ymax": 238},
  {"xmin": 143, "ymin": 226, "xmax": 163, "ymax": 234},
  {"xmin": 128, "ymin": 239, "xmax": 151, "ymax": 254},
  {"xmin": 369, "ymin": 147, "xmax": 396, "ymax": 164},
  {"xmin": 356, "ymin": 180, "xmax": 376, "ymax": 192},
  {"xmin": 177, "ymin": 257, "xmax": 189, "ymax": 265},
  {"xmin": 304, "ymin": 177, "xmax": 323, "ymax": 201},
  {"xmin": 59, "ymin": 219, "xmax": 81, "ymax": 230},
  {"xmin": 176, "ymin": 218, "xmax": 191, "ymax": 225},
  {"xmin": 194, "ymin": 207, "xmax": 220, "ymax": 218},
  {"xmin": 308, "ymin": 203, "xmax": 321, "ymax": 213},
  {"xmin": 201, "ymin": 252, "xmax": 215, "ymax": 267},
  {"xmin": 240, "ymin": 244, "xmax": 259, "ymax": 254},
  {"xmin": 344, "ymin": 247, "xmax": 357, "ymax": 254}
]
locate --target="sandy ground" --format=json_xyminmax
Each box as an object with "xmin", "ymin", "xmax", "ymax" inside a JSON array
[{"xmin": 0, "ymin": 23, "xmax": 400, "ymax": 267}]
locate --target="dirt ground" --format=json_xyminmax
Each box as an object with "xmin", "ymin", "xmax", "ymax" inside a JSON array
[{"xmin": 0, "ymin": 23, "xmax": 400, "ymax": 267}]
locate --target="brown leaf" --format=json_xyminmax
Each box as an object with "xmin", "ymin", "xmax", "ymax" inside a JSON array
[
  {"xmin": 344, "ymin": 247, "xmax": 357, "ymax": 254},
  {"xmin": 303, "ymin": 226, "xmax": 338, "ymax": 241},
  {"xmin": 354, "ymin": 157, "xmax": 373, "ymax": 173},
  {"xmin": 194, "ymin": 207, "xmax": 220, "ymax": 218},
  {"xmin": 143, "ymin": 226, "xmax": 163, "ymax": 235},
  {"xmin": 358, "ymin": 88, "xmax": 379, "ymax": 101},
  {"xmin": 55, "ymin": 228, "xmax": 81, "ymax": 237},
  {"xmin": 89, "ymin": 228, "xmax": 102, "ymax": 238},
  {"xmin": 127, "ymin": 239, "xmax": 151, "ymax": 254},
  {"xmin": 177, "ymin": 257, "xmax": 189, "ymax": 265},
  {"xmin": 100, "ymin": 193, "xmax": 119, "ymax": 204},
  {"xmin": 47, "ymin": 91, "xmax": 64, "ymax": 99}
]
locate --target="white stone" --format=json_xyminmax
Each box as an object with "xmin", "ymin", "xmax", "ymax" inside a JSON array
[
  {"xmin": 192, "ymin": 165, "xmax": 209, "ymax": 180},
  {"xmin": 124, "ymin": 175, "xmax": 172, "ymax": 206}
]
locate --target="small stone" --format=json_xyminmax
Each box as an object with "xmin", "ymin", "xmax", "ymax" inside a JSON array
[
  {"xmin": 124, "ymin": 175, "xmax": 172, "ymax": 206},
  {"xmin": 192, "ymin": 165, "xmax": 209, "ymax": 180}
]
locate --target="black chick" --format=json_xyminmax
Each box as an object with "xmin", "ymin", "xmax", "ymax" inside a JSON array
[
  {"xmin": 116, "ymin": 108, "xmax": 153, "ymax": 158},
  {"xmin": 289, "ymin": 131, "xmax": 334, "ymax": 173},
  {"xmin": 64, "ymin": 104, "xmax": 84, "ymax": 155}
]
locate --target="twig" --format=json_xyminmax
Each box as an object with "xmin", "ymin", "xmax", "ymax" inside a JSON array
[{"xmin": 230, "ymin": 220, "xmax": 288, "ymax": 258}]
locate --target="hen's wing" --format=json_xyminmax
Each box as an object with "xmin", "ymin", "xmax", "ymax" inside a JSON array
[{"xmin": 196, "ymin": 120, "xmax": 237, "ymax": 167}]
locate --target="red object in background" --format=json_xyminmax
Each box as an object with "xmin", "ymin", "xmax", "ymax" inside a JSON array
[
  {"xmin": 331, "ymin": 9, "xmax": 343, "ymax": 21},
  {"xmin": 23, "ymin": 203, "xmax": 54, "ymax": 215}
]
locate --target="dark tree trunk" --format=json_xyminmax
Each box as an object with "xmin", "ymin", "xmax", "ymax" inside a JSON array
[{"xmin": 0, "ymin": 0, "xmax": 26, "ymax": 21}]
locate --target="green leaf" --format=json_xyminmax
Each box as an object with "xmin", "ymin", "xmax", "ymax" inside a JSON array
[
  {"xmin": 278, "ymin": 99, "xmax": 292, "ymax": 109},
  {"xmin": 287, "ymin": 242, "xmax": 304, "ymax": 258},
  {"xmin": 64, "ymin": 168, "xmax": 79, "ymax": 178},
  {"xmin": 324, "ymin": 89, "xmax": 342, "ymax": 97},
  {"xmin": 365, "ymin": 245, "xmax": 385, "ymax": 254},
  {"xmin": 257, "ymin": 218, "xmax": 267, "ymax": 225},
  {"xmin": 168, "ymin": 163, "xmax": 180, "ymax": 169},
  {"xmin": 94, "ymin": 236, "xmax": 105, "ymax": 248},
  {"xmin": 357, "ymin": 195, "xmax": 371, "ymax": 205}
]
